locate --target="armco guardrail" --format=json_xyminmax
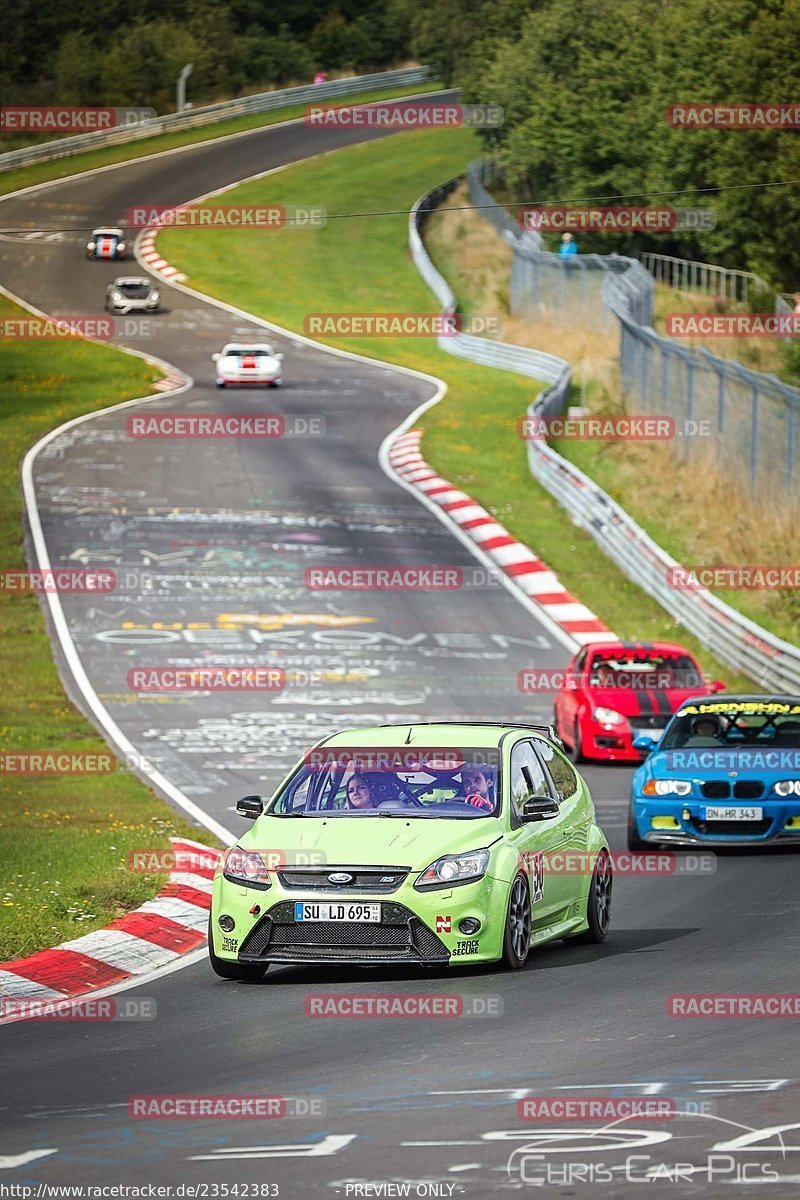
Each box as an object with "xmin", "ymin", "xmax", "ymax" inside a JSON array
[
  {"xmin": 523, "ymin": 433, "xmax": 800, "ymax": 692},
  {"xmin": 469, "ymin": 159, "xmax": 800, "ymax": 497},
  {"xmin": 410, "ymin": 179, "xmax": 570, "ymax": 397},
  {"xmin": 411, "ymin": 172, "xmax": 800, "ymax": 689},
  {"xmin": 0, "ymin": 67, "xmax": 433, "ymax": 173}
]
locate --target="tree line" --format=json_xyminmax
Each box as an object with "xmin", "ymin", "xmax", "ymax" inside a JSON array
[
  {"xmin": 2, "ymin": 0, "xmax": 413, "ymax": 112},
  {"xmin": 420, "ymin": 0, "xmax": 799, "ymax": 290}
]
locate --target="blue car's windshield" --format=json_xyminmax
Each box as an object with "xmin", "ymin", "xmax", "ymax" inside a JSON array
[
  {"xmin": 270, "ymin": 747, "xmax": 501, "ymax": 818},
  {"xmin": 660, "ymin": 701, "xmax": 800, "ymax": 750}
]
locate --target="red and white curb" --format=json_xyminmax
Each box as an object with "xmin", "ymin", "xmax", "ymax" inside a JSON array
[
  {"xmin": 152, "ymin": 366, "xmax": 189, "ymax": 392},
  {"xmin": 0, "ymin": 838, "xmax": 219, "ymax": 1007},
  {"xmin": 138, "ymin": 229, "xmax": 186, "ymax": 283},
  {"xmin": 388, "ymin": 430, "xmax": 613, "ymax": 646}
]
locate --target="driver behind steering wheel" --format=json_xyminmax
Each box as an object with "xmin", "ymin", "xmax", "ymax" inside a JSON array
[{"xmin": 460, "ymin": 765, "xmax": 495, "ymax": 812}]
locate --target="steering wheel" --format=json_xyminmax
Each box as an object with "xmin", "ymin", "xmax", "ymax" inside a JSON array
[
  {"xmin": 465, "ymin": 792, "xmax": 493, "ymax": 812},
  {"xmin": 375, "ymin": 792, "xmax": 425, "ymax": 808}
]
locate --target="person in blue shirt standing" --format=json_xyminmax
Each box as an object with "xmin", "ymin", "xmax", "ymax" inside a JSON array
[{"xmin": 558, "ymin": 232, "xmax": 578, "ymax": 256}]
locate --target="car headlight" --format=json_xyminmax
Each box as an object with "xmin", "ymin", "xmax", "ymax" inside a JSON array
[
  {"xmin": 117, "ymin": 241, "xmax": 126, "ymax": 252},
  {"xmin": 643, "ymin": 779, "xmax": 692, "ymax": 796},
  {"xmin": 87, "ymin": 242, "xmax": 96, "ymax": 250},
  {"xmin": 592, "ymin": 707, "xmax": 625, "ymax": 726},
  {"xmin": 774, "ymin": 780, "xmax": 800, "ymax": 796},
  {"xmin": 112, "ymin": 290, "xmax": 123, "ymax": 301},
  {"xmin": 222, "ymin": 846, "xmax": 271, "ymax": 889},
  {"xmin": 414, "ymin": 847, "xmax": 490, "ymax": 891},
  {"xmin": 149, "ymin": 292, "xmax": 159, "ymax": 303}
]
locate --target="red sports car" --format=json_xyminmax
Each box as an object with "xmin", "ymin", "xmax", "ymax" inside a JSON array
[{"xmin": 553, "ymin": 640, "xmax": 725, "ymax": 763}]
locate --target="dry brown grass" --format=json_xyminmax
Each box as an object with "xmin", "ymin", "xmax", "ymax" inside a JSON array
[
  {"xmin": 653, "ymin": 285, "xmax": 788, "ymax": 377},
  {"xmin": 425, "ymin": 182, "xmax": 800, "ymax": 643}
]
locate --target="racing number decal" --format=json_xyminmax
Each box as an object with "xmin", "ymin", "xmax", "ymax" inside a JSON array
[{"xmin": 521, "ymin": 851, "xmax": 544, "ymax": 903}]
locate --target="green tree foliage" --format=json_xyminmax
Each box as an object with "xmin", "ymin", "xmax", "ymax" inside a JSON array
[
  {"xmin": 465, "ymin": 0, "xmax": 800, "ymax": 288},
  {"xmin": 0, "ymin": 0, "xmax": 414, "ymax": 114}
]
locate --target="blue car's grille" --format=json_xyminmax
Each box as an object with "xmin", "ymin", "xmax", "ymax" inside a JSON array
[
  {"xmin": 700, "ymin": 780, "xmax": 765, "ymax": 800},
  {"xmin": 694, "ymin": 818, "xmax": 772, "ymax": 838}
]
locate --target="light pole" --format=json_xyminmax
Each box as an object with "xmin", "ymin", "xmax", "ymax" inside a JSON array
[{"xmin": 177, "ymin": 63, "xmax": 194, "ymax": 113}]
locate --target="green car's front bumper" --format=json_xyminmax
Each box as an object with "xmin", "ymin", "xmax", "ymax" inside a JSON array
[{"xmin": 210, "ymin": 870, "xmax": 506, "ymax": 968}]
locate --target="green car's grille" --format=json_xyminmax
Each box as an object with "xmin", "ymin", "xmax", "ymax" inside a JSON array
[
  {"xmin": 277, "ymin": 866, "xmax": 410, "ymax": 894},
  {"xmin": 239, "ymin": 900, "xmax": 448, "ymax": 964}
]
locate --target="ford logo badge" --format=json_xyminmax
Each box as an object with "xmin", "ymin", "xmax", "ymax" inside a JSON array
[{"xmin": 328, "ymin": 872, "xmax": 354, "ymax": 885}]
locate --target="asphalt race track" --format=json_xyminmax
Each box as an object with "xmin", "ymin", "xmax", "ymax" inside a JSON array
[{"xmin": 0, "ymin": 102, "xmax": 798, "ymax": 1196}]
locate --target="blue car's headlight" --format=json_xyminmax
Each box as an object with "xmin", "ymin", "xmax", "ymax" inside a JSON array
[
  {"xmin": 643, "ymin": 779, "xmax": 692, "ymax": 796},
  {"xmin": 774, "ymin": 780, "xmax": 800, "ymax": 797},
  {"xmin": 415, "ymin": 848, "xmax": 490, "ymax": 891},
  {"xmin": 223, "ymin": 847, "xmax": 271, "ymax": 889}
]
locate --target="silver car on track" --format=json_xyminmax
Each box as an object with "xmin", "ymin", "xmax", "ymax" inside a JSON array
[{"xmin": 105, "ymin": 277, "xmax": 160, "ymax": 315}]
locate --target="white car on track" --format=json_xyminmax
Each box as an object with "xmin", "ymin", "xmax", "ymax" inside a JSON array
[
  {"xmin": 212, "ymin": 342, "xmax": 284, "ymax": 388},
  {"xmin": 86, "ymin": 226, "xmax": 127, "ymax": 260}
]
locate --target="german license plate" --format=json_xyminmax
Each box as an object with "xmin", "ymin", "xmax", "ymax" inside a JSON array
[
  {"xmin": 703, "ymin": 806, "xmax": 762, "ymax": 821},
  {"xmin": 294, "ymin": 902, "xmax": 381, "ymax": 922}
]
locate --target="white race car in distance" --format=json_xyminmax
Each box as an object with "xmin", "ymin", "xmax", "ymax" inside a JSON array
[
  {"xmin": 86, "ymin": 227, "xmax": 127, "ymax": 259},
  {"xmin": 212, "ymin": 343, "xmax": 284, "ymax": 388}
]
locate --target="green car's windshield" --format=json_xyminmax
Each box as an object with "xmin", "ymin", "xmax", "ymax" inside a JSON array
[{"xmin": 270, "ymin": 747, "xmax": 501, "ymax": 818}]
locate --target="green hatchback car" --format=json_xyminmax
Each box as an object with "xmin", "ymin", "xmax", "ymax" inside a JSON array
[{"xmin": 209, "ymin": 722, "xmax": 612, "ymax": 979}]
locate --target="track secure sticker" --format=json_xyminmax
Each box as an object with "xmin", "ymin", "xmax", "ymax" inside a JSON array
[
  {"xmin": 451, "ymin": 939, "xmax": 479, "ymax": 956},
  {"xmin": 221, "ymin": 936, "xmax": 239, "ymax": 952},
  {"xmin": 521, "ymin": 851, "xmax": 545, "ymax": 903}
]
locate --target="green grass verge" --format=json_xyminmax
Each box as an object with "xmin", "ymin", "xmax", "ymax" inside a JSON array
[
  {"xmin": 0, "ymin": 83, "xmax": 441, "ymax": 200},
  {"xmin": 158, "ymin": 126, "xmax": 755, "ymax": 691},
  {"xmin": 159, "ymin": 126, "xmax": 541, "ymax": 447},
  {"xmin": 0, "ymin": 298, "xmax": 219, "ymax": 961}
]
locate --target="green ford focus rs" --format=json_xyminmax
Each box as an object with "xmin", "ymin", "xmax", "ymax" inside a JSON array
[{"xmin": 209, "ymin": 721, "xmax": 612, "ymax": 979}]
